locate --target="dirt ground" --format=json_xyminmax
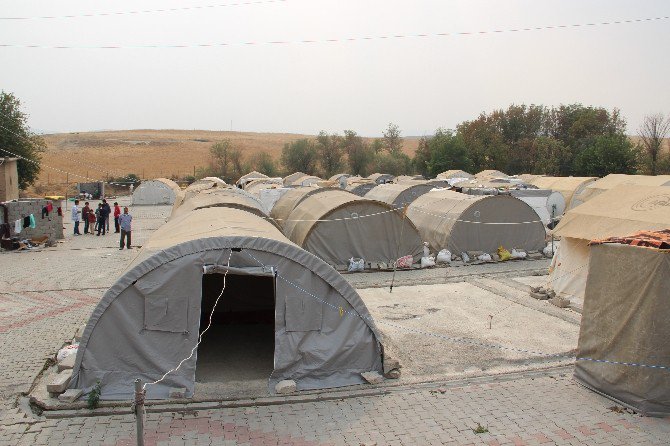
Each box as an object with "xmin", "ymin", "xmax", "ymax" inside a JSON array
[{"xmin": 358, "ymin": 282, "xmax": 579, "ymax": 384}]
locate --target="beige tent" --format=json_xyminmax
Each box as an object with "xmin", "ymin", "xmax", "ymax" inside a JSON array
[
  {"xmin": 132, "ymin": 178, "xmax": 182, "ymax": 205},
  {"xmin": 549, "ymin": 185, "xmax": 670, "ymax": 304},
  {"xmin": 283, "ymin": 190, "xmax": 423, "ymax": 266},
  {"xmin": 575, "ymin": 241, "xmax": 670, "ymax": 416},
  {"xmin": 571, "ymin": 174, "xmax": 670, "ymax": 209},
  {"xmin": 527, "ymin": 176, "xmax": 597, "ymax": 210},
  {"xmin": 69, "ymin": 206, "xmax": 383, "ymax": 400},
  {"xmin": 283, "ymin": 172, "xmax": 307, "ymax": 186},
  {"xmin": 270, "ymin": 186, "xmax": 336, "ymax": 226},
  {"xmin": 345, "ymin": 178, "xmax": 378, "ymax": 197},
  {"xmin": 394, "ymin": 175, "xmax": 425, "ymax": 183},
  {"xmin": 329, "ymin": 173, "xmax": 351, "ymax": 182},
  {"xmin": 236, "ymin": 171, "xmax": 268, "ymax": 188},
  {"xmin": 243, "ymin": 177, "xmax": 283, "ymax": 193},
  {"xmin": 172, "ymin": 177, "xmax": 228, "ymax": 215},
  {"xmin": 364, "ymin": 182, "xmax": 436, "ymax": 208},
  {"xmin": 436, "ymin": 170, "xmax": 474, "ymax": 180},
  {"xmin": 475, "ymin": 170, "xmax": 508, "ymax": 180},
  {"xmin": 407, "ymin": 189, "xmax": 546, "ymax": 254},
  {"xmin": 367, "ymin": 173, "xmax": 395, "ymax": 184},
  {"xmin": 170, "ymin": 187, "xmax": 276, "ymax": 227}
]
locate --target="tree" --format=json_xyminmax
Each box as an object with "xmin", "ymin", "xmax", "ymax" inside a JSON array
[
  {"xmin": 249, "ymin": 152, "xmax": 279, "ymax": 177},
  {"xmin": 341, "ymin": 130, "xmax": 374, "ymax": 176},
  {"xmin": 372, "ymin": 151, "xmax": 412, "ymax": 176},
  {"xmin": 0, "ymin": 91, "xmax": 46, "ymax": 189},
  {"xmin": 412, "ymin": 136, "xmax": 432, "ymax": 178},
  {"xmin": 382, "ymin": 123, "xmax": 403, "ymax": 155},
  {"xmin": 315, "ymin": 131, "xmax": 344, "ymax": 178},
  {"xmin": 638, "ymin": 113, "xmax": 670, "ymax": 175},
  {"xmin": 530, "ymin": 137, "xmax": 571, "ymax": 176},
  {"xmin": 281, "ymin": 139, "xmax": 318, "ymax": 175},
  {"xmin": 573, "ymin": 134, "xmax": 638, "ymax": 177},
  {"xmin": 424, "ymin": 129, "xmax": 472, "ymax": 177},
  {"xmin": 210, "ymin": 139, "xmax": 245, "ymax": 182}
]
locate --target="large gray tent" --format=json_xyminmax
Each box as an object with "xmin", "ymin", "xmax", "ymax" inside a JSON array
[
  {"xmin": 69, "ymin": 206, "xmax": 384, "ymax": 400},
  {"xmin": 407, "ymin": 189, "xmax": 546, "ymax": 254},
  {"xmin": 132, "ymin": 178, "xmax": 182, "ymax": 205},
  {"xmin": 345, "ymin": 178, "xmax": 378, "ymax": 197},
  {"xmin": 364, "ymin": 182, "xmax": 436, "ymax": 208},
  {"xmin": 282, "ymin": 189, "xmax": 423, "ymax": 266}
]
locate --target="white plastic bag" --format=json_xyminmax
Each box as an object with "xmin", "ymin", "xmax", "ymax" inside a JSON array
[
  {"xmin": 348, "ymin": 257, "xmax": 365, "ymax": 272},
  {"xmin": 436, "ymin": 249, "xmax": 452, "ymax": 263},
  {"xmin": 543, "ymin": 242, "xmax": 558, "ymax": 258},
  {"xmin": 511, "ymin": 249, "xmax": 527, "ymax": 259},
  {"xmin": 423, "ymin": 242, "xmax": 430, "ymax": 258},
  {"xmin": 57, "ymin": 343, "xmax": 79, "ymax": 362},
  {"xmin": 461, "ymin": 252, "xmax": 470, "ymax": 263},
  {"xmin": 477, "ymin": 253, "xmax": 492, "ymax": 262},
  {"xmin": 420, "ymin": 256, "xmax": 436, "ymax": 268}
]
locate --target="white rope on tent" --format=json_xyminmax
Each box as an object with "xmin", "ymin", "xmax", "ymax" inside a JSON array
[{"xmin": 143, "ymin": 248, "xmax": 233, "ymax": 390}]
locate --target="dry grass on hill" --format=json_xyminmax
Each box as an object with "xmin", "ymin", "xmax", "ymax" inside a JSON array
[{"xmin": 31, "ymin": 129, "xmax": 420, "ymax": 196}]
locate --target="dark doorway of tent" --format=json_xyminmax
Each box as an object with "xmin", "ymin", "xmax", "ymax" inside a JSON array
[{"xmin": 195, "ymin": 268, "xmax": 276, "ymax": 398}]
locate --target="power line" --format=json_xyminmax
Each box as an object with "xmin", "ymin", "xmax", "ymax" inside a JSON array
[
  {"xmin": 0, "ymin": 15, "xmax": 667, "ymax": 49},
  {"xmin": 0, "ymin": 0, "xmax": 287, "ymax": 21}
]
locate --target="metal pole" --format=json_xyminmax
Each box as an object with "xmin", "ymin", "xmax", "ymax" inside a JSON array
[
  {"xmin": 134, "ymin": 379, "xmax": 145, "ymax": 446},
  {"xmin": 551, "ymin": 205, "xmax": 556, "ymax": 255}
]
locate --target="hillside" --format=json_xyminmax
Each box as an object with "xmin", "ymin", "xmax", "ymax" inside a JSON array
[{"xmin": 32, "ymin": 129, "xmax": 420, "ymax": 195}]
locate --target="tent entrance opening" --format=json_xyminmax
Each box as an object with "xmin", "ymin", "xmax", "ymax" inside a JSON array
[{"xmin": 196, "ymin": 271, "xmax": 275, "ymax": 384}]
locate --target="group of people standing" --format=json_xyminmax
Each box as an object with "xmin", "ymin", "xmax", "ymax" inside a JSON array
[{"xmin": 71, "ymin": 199, "xmax": 133, "ymax": 250}]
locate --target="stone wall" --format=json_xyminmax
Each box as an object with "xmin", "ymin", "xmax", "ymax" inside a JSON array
[{"xmin": 2, "ymin": 199, "xmax": 64, "ymax": 241}]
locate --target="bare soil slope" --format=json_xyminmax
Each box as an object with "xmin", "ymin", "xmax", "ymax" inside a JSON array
[{"xmin": 33, "ymin": 129, "xmax": 420, "ymax": 195}]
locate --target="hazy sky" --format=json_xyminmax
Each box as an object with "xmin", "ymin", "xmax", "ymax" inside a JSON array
[{"xmin": 1, "ymin": 0, "xmax": 669, "ymax": 136}]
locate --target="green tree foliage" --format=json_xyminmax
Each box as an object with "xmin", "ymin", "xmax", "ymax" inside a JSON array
[
  {"xmin": 281, "ymin": 139, "xmax": 319, "ymax": 175},
  {"xmin": 423, "ymin": 129, "xmax": 472, "ymax": 177},
  {"xmin": 573, "ymin": 134, "xmax": 638, "ymax": 177},
  {"xmin": 382, "ymin": 123, "xmax": 403, "ymax": 154},
  {"xmin": 209, "ymin": 139, "xmax": 245, "ymax": 182},
  {"xmin": 0, "ymin": 91, "xmax": 46, "ymax": 189},
  {"xmin": 249, "ymin": 151, "xmax": 279, "ymax": 177},
  {"xmin": 342, "ymin": 130, "xmax": 374, "ymax": 176},
  {"xmin": 315, "ymin": 131, "xmax": 344, "ymax": 178},
  {"xmin": 454, "ymin": 103, "xmax": 636, "ymax": 177},
  {"xmin": 372, "ymin": 151, "xmax": 412, "ymax": 176}
]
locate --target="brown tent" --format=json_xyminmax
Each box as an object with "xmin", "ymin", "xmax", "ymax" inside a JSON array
[
  {"xmin": 236, "ymin": 171, "xmax": 268, "ymax": 188},
  {"xmin": 407, "ymin": 189, "xmax": 546, "ymax": 254},
  {"xmin": 282, "ymin": 190, "xmax": 423, "ymax": 266},
  {"xmin": 575, "ymin": 241, "xmax": 670, "ymax": 416},
  {"xmin": 364, "ymin": 182, "xmax": 436, "ymax": 208},
  {"xmin": 270, "ymin": 186, "xmax": 338, "ymax": 226}
]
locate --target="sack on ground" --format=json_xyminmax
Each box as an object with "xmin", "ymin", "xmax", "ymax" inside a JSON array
[
  {"xmin": 57, "ymin": 343, "xmax": 79, "ymax": 362},
  {"xmin": 497, "ymin": 246, "xmax": 511, "ymax": 261},
  {"xmin": 395, "ymin": 255, "xmax": 413, "ymax": 269},
  {"xmin": 420, "ymin": 256, "xmax": 436, "ymax": 268},
  {"xmin": 461, "ymin": 252, "xmax": 470, "ymax": 263},
  {"xmin": 511, "ymin": 249, "xmax": 527, "ymax": 259},
  {"xmin": 477, "ymin": 253, "xmax": 492, "ymax": 262},
  {"xmin": 348, "ymin": 257, "xmax": 365, "ymax": 272},
  {"xmin": 436, "ymin": 249, "xmax": 452, "ymax": 263}
]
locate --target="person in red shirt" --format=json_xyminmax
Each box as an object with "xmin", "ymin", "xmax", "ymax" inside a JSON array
[{"xmin": 113, "ymin": 202, "xmax": 122, "ymax": 233}]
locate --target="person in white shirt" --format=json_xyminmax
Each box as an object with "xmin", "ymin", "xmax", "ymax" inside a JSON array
[{"xmin": 71, "ymin": 200, "xmax": 82, "ymax": 235}]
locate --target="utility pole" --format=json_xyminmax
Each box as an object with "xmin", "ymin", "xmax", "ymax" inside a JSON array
[{"xmin": 134, "ymin": 379, "xmax": 145, "ymax": 446}]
